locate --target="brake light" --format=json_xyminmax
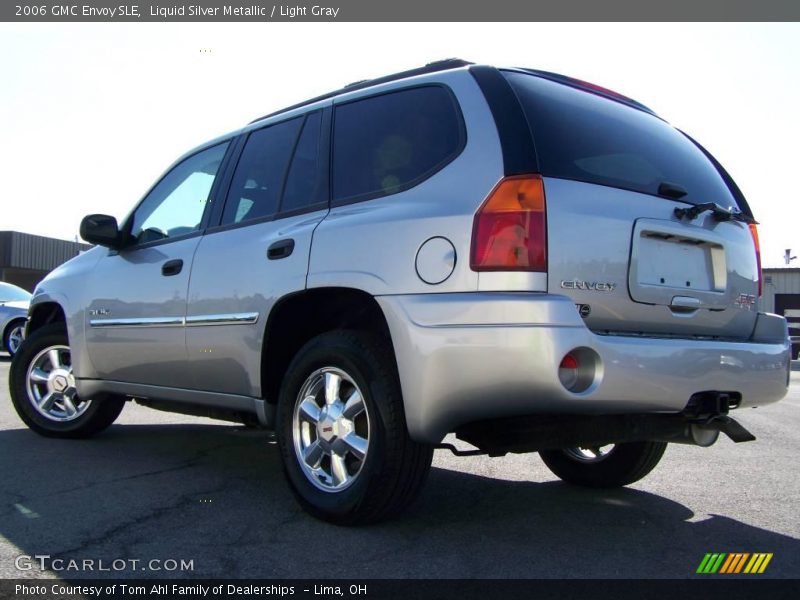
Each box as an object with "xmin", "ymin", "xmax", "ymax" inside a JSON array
[
  {"xmin": 569, "ymin": 78, "xmax": 638, "ymax": 105},
  {"xmin": 470, "ymin": 175, "xmax": 547, "ymax": 271},
  {"xmin": 749, "ymin": 223, "xmax": 762, "ymax": 297}
]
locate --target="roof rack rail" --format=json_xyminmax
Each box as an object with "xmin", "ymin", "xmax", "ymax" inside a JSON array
[{"xmin": 249, "ymin": 58, "xmax": 473, "ymax": 124}]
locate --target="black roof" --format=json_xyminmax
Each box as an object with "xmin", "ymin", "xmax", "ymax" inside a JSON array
[
  {"xmin": 249, "ymin": 59, "xmax": 472, "ymax": 124},
  {"xmin": 249, "ymin": 59, "xmax": 659, "ymax": 125}
]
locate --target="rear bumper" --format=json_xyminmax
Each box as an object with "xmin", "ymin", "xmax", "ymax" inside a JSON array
[{"xmin": 377, "ymin": 293, "xmax": 790, "ymax": 443}]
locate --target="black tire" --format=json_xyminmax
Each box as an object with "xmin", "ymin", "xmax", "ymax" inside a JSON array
[
  {"xmin": 276, "ymin": 330, "xmax": 433, "ymax": 525},
  {"xmin": 9, "ymin": 322, "xmax": 125, "ymax": 438},
  {"xmin": 539, "ymin": 441, "xmax": 667, "ymax": 488},
  {"xmin": 3, "ymin": 318, "xmax": 26, "ymax": 356}
]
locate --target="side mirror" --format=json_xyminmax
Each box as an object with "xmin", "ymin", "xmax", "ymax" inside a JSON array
[{"xmin": 80, "ymin": 214, "xmax": 122, "ymax": 249}]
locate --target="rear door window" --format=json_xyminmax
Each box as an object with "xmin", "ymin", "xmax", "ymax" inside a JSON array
[
  {"xmin": 332, "ymin": 86, "xmax": 465, "ymax": 204},
  {"xmin": 281, "ymin": 111, "xmax": 324, "ymax": 213},
  {"xmin": 222, "ymin": 117, "xmax": 303, "ymax": 225},
  {"xmin": 504, "ymin": 71, "xmax": 737, "ymax": 207}
]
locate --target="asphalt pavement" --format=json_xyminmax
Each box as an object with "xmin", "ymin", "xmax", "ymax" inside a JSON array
[{"xmin": 1, "ymin": 355, "xmax": 798, "ymax": 579}]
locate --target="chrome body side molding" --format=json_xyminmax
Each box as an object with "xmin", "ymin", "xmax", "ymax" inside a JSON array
[{"xmin": 89, "ymin": 312, "xmax": 259, "ymax": 328}]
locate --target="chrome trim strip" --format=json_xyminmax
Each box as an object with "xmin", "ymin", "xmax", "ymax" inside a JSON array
[
  {"xmin": 89, "ymin": 316, "xmax": 185, "ymax": 328},
  {"xmin": 89, "ymin": 312, "xmax": 259, "ymax": 328},
  {"xmin": 185, "ymin": 312, "xmax": 260, "ymax": 326}
]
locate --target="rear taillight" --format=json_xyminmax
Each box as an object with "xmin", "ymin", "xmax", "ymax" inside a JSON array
[
  {"xmin": 749, "ymin": 223, "xmax": 762, "ymax": 297},
  {"xmin": 470, "ymin": 175, "xmax": 547, "ymax": 272}
]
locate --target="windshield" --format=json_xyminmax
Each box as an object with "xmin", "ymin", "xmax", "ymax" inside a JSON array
[{"xmin": 0, "ymin": 282, "xmax": 32, "ymax": 303}]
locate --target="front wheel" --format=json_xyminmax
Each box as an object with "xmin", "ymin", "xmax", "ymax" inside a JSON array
[
  {"xmin": 277, "ymin": 330, "xmax": 433, "ymax": 525},
  {"xmin": 9, "ymin": 322, "xmax": 125, "ymax": 438},
  {"xmin": 539, "ymin": 441, "xmax": 667, "ymax": 488}
]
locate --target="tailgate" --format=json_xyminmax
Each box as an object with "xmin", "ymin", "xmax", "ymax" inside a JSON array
[
  {"xmin": 503, "ymin": 69, "xmax": 760, "ymax": 340},
  {"xmin": 546, "ymin": 178, "xmax": 759, "ymax": 340}
]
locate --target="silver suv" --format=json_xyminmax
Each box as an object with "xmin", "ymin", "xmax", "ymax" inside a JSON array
[{"xmin": 9, "ymin": 60, "xmax": 791, "ymax": 524}]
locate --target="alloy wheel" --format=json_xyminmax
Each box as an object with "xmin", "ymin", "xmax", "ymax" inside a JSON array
[
  {"xmin": 563, "ymin": 444, "xmax": 616, "ymax": 463},
  {"xmin": 292, "ymin": 367, "xmax": 370, "ymax": 492},
  {"xmin": 7, "ymin": 323, "xmax": 24, "ymax": 354},
  {"xmin": 25, "ymin": 344, "xmax": 91, "ymax": 422}
]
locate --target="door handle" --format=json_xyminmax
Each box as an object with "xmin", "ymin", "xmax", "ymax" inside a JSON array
[
  {"xmin": 268, "ymin": 239, "xmax": 295, "ymax": 260},
  {"xmin": 162, "ymin": 259, "xmax": 184, "ymax": 276},
  {"xmin": 669, "ymin": 295, "xmax": 701, "ymax": 314}
]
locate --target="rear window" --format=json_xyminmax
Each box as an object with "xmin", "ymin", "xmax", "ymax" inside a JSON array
[
  {"xmin": 332, "ymin": 85, "xmax": 465, "ymax": 204},
  {"xmin": 504, "ymin": 71, "xmax": 737, "ymax": 207}
]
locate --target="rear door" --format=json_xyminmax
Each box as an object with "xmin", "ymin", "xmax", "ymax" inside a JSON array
[
  {"xmin": 184, "ymin": 108, "xmax": 329, "ymax": 397},
  {"xmin": 504, "ymin": 71, "xmax": 760, "ymax": 339}
]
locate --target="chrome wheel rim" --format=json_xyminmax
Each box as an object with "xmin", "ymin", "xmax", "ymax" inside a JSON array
[
  {"xmin": 25, "ymin": 344, "xmax": 90, "ymax": 422},
  {"xmin": 7, "ymin": 324, "xmax": 24, "ymax": 354},
  {"xmin": 564, "ymin": 445, "xmax": 616, "ymax": 463},
  {"xmin": 292, "ymin": 367, "xmax": 370, "ymax": 493}
]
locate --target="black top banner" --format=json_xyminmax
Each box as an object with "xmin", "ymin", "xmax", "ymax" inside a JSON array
[{"xmin": 3, "ymin": 0, "xmax": 800, "ymax": 22}]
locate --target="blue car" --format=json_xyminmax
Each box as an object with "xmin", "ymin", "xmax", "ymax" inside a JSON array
[{"xmin": 1, "ymin": 282, "xmax": 31, "ymax": 356}]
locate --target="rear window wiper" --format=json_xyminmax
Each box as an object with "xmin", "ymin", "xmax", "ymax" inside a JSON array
[{"xmin": 674, "ymin": 202, "xmax": 757, "ymax": 225}]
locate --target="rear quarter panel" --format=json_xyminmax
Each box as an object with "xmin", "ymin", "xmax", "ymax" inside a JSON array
[{"xmin": 308, "ymin": 70, "xmax": 502, "ymax": 295}]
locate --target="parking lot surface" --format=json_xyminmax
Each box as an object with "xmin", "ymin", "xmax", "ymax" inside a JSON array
[{"xmin": 1, "ymin": 355, "xmax": 799, "ymax": 579}]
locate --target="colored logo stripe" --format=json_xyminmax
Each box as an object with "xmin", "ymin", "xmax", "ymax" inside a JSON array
[
  {"xmin": 720, "ymin": 553, "xmax": 749, "ymax": 573},
  {"xmin": 697, "ymin": 553, "xmax": 727, "ymax": 573},
  {"xmin": 697, "ymin": 553, "xmax": 773, "ymax": 574},
  {"xmin": 744, "ymin": 553, "xmax": 773, "ymax": 574}
]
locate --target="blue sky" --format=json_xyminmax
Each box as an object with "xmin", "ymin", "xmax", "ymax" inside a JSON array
[{"xmin": 0, "ymin": 22, "xmax": 797, "ymax": 266}]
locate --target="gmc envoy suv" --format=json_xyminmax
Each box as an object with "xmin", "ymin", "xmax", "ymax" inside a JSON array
[{"xmin": 9, "ymin": 60, "xmax": 790, "ymax": 524}]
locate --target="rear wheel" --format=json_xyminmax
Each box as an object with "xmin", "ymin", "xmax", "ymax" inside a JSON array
[
  {"xmin": 539, "ymin": 441, "xmax": 667, "ymax": 488},
  {"xmin": 9, "ymin": 322, "xmax": 125, "ymax": 438},
  {"xmin": 3, "ymin": 319, "xmax": 25, "ymax": 356},
  {"xmin": 277, "ymin": 330, "xmax": 433, "ymax": 525}
]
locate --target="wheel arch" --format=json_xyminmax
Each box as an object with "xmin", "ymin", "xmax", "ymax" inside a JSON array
[
  {"xmin": 3, "ymin": 315, "xmax": 27, "ymax": 334},
  {"xmin": 261, "ymin": 287, "xmax": 396, "ymax": 406},
  {"xmin": 27, "ymin": 302, "xmax": 67, "ymax": 335}
]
